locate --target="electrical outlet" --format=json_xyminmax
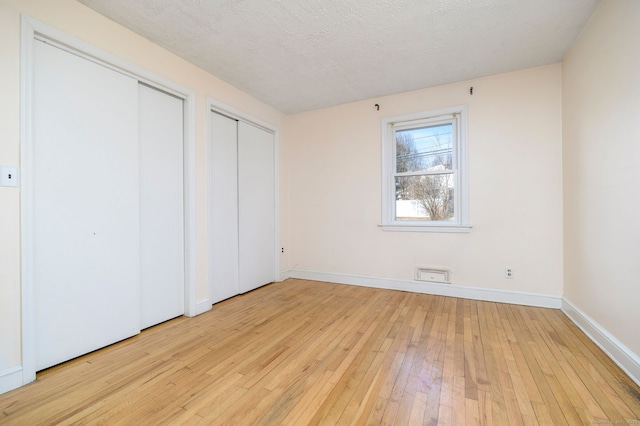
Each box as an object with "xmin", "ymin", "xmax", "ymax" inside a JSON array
[
  {"xmin": 281, "ymin": 247, "xmax": 284, "ymax": 254},
  {"xmin": 505, "ymin": 267, "xmax": 514, "ymax": 279},
  {"xmin": 0, "ymin": 165, "xmax": 19, "ymax": 187}
]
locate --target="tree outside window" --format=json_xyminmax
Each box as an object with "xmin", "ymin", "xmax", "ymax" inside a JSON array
[{"xmin": 395, "ymin": 125, "xmax": 454, "ymax": 221}]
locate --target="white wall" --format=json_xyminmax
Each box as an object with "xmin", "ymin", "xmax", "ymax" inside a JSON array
[
  {"xmin": 0, "ymin": 0, "xmax": 285, "ymax": 380},
  {"xmin": 285, "ymin": 64, "xmax": 564, "ymax": 296},
  {"xmin": 563, "ymin": 0, "xmax": 640, "ymax": 357}
]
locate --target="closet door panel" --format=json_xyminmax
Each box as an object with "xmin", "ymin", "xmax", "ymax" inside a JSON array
[
  {"xmin": 209, "ymin": 111, "xmax": 240, "ymax": 303},
  {"xmin": 33, "ymin": 40, "xmax": 140, "ymax": 370},
  {"xmin": 238, "ymin": 122, "xmax": 275, "ymax": 293},
  {"xmin": 139, "ymin": 84, "xmax": 185, "ymax": 329}
]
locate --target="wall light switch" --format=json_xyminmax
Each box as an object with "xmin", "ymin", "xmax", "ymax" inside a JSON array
[{"xmin": 0, "ymin": 165, "xmax": 20, "ymax": 187}]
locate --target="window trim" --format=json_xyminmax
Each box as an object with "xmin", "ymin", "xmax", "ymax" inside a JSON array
[{"xmin": 381, "ymin": 105, "xmax": 470, "ymax": 233}]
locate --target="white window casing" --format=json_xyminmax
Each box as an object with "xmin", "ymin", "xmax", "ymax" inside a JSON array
[{"xmin": 381, "ymin": 105, "xmax": 471, "ymax": 232}]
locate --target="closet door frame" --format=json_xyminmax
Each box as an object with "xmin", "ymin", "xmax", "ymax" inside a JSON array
[
  {"xmin": 19, "ymin": 16, "xmax": 197, "ymax": 386},
  {"xmin": 206, "ymin": 97, "xmax": 281, "ymax": 304}
]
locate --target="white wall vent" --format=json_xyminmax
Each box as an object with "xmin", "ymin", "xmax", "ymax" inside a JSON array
[{"xmin": 415, "ymin": 267, "xmax": 450, "ymax": 283}]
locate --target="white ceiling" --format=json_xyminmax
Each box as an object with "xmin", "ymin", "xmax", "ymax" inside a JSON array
[{"xmin": 77, "ymin": 0, "xmax": 600, "ymax": 114}]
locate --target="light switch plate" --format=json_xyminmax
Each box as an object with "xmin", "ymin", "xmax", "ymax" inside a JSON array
[{"xmin": 0, "ymin": 165, "xmax": 20, "ymax": 187}]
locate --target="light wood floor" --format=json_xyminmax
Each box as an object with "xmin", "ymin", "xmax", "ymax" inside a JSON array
[{"xmin": 1, "ymin": 279, "xmax": 639, "ymax": 425}]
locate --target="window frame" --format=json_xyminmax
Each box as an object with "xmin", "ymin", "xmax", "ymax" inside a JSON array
[{"xmin": 381, "ymin": 105, "xmax": 470, "ymax": 232}]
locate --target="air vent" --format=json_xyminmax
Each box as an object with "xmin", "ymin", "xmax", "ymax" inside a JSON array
[{"xmin": 415, "ymin": 267, "xmax": 450, "ymax": 283}]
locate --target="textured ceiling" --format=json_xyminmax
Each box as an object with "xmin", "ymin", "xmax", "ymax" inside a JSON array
[{"xmin": 77, "ymin": 0, "xmax": 599, "ymax": 114}]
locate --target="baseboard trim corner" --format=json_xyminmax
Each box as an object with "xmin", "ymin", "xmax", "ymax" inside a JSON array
[
  {"xmin": 0, "ymin": 365, "xmax": 24, "ymax": 395},
  {"xmin": 561, "ymin": 297, "xmax": 640, "ymax": 387},
  {"xmin": 288, "ymin": 269, "xmax": 561, "ymax": 309},
  {"xmin": 195, "ymin": 299, "xmax": 212, "ymax": 316},
  {"xmin": 279, "ymin": 269, "xmax": 291, "ymax": 282}
]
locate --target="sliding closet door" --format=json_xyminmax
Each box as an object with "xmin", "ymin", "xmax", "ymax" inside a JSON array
[
  {"xmin": 139, "ymin": 84, "xmax": 185, "ymax": 329},
  {"xmin": 209, "ymin": 111, "xmax": 240, "ymax": 304},
  {"xmin": 33, "ymin": 40, "xmax": 140, "ymax": 370},
  {"xmin": 238, "ymin": 122, "xmax": 276, "ymax": 293}
]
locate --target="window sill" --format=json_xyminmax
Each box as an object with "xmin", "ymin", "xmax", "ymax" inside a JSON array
[{"xmin": 379, "ymin": 223, "xmax": 472, "ymax": 233}]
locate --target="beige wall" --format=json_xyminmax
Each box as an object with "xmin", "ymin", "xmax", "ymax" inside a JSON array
[
  {"xmin": 0, "ymin": 0, "xmax": 286, "ymax": 371},
  {"xmin": 563, "ymin": 0, "xmax": 640, "ymax": 356},
  {"xmin": 285, "ymin": 65, "xmax": 564, "ymax": 295}
]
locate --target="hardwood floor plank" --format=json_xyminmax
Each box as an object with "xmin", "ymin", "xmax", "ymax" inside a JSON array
[
  {"xmin": 452, "ymin": 375, "xmax": 467, "ymax": 426},
  {"xmin": 1, "ymin": 279, "xmax": 638, "ymax": 425},
  {"xmin": 481, "ymin": 303, "xmax": 515, "ymax": 426},
  {"xmin": 408, "ymin": 390, "xmax": 428, "ymax": 425},
  {"xmin": 465, "ymin": 396, "xmax": 479, "ymax": 425},
  {"xmin": 477, "ymin": 390, "xmax": 493, "ymax": 426}
]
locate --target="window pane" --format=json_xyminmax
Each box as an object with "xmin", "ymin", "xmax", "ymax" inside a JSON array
[
  {"xmin": 396, "ymin": 123, "xmax": 453, "ymax": 173},
  {"xmin": 395, "ymin": 174, "xmax": 454, "ymax": 221}
]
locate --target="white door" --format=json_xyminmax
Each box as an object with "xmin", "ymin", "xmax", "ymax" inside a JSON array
[
  {"xmin": 139, "ymin": 84, "xmax": 185, "ymax": 329},
  {"xmin": 33, "ymin": 40, "xmax": 140, "ymax": 370},
  {"xmin": 238, "ymin": 122, "xmax": 276, "ymax": 293},
  {"xmin": 209, "ymin": 111, "xmax": 240, "ymax": 303}
]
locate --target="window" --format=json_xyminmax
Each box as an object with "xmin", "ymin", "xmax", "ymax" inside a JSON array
[{"xmin": 381, "ymin": 105, "xmax": 470, "ymax": 232}]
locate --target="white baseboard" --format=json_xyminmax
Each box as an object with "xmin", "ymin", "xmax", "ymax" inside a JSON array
[
  {"xmin": 562, "ymin": 297, "xmax": 640, "ymax": 387},
  {"xmin": 279, "ymin": 269, "xmax": 291, "ymax": 282},
  {"xmin": 195, "ymin": 298, "xmax": 212, "ymax": 316},
  {"xmin": 288, "ymin": 269, "xmax": 561, "ymax": 308},
  {"xmin": 0, "ymin": 365, "xmax": 24, "ymax": 395}
]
